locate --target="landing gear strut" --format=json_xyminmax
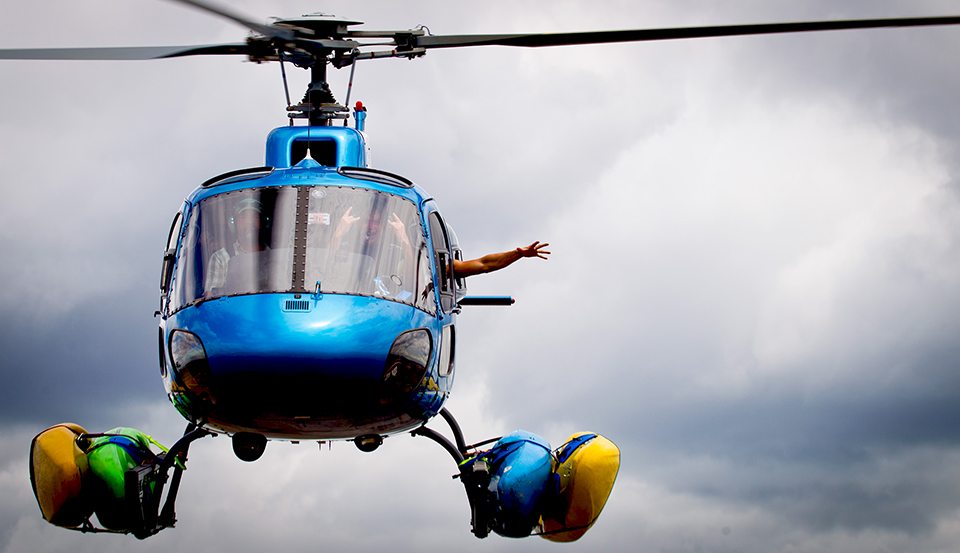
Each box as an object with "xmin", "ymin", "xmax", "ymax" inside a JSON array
[
  {"xmin": 124, "ymin": 423, "xmax": 212, "ymax": 539},
  {"xmin": 411, "ymin": 408, "xmax": 502, "ymax": 539}
]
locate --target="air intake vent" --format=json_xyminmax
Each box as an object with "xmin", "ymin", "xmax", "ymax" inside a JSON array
[
  {"xmin": 201, "ymin": 166, "xmax": 273, "ymax": 188},
  {"xmin": 283, "ymin": 299, "xmax": 311, "ymax": 312},
  {"xmin": 338, "ymin": 166, "xmax": 414, "ymax": 188}
]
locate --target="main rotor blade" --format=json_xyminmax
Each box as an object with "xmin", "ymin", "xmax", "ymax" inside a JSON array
[
  {"xmin": 0, "ymin": 44, "xmax": 251, "ymax": 60},
  {"xmin": 415, "ymin": 15, "xmax": 960, "ymax": 49},
  {"xmin": 167, "ymin": 0, "xmax": 294, "ymax": 41}
]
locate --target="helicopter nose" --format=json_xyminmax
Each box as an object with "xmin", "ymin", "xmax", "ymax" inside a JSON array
[
  {"xmin": 200, "ymin": 295, "xmax": 416, "ymax": 378},
  {"xmin": 168, "ymin": 293, "xmax": 437, "ymax": 437}
]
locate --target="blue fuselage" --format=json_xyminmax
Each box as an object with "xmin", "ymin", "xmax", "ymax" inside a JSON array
[{"xmin": 158, "ymin": 127, "xmax": 460, "ymax": 440}]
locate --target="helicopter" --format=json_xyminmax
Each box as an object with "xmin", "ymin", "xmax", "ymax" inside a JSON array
[{"xmin": 5, "ymin": 0, "xmax": 960, "ymax": 546}]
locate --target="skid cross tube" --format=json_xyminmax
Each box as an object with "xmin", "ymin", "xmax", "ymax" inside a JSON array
[
  {"xmin": 151, "ymin": 424, "xmax": 213, "ymax": 534},
  {"xmin": 411, "ymin": 408, "xmax": 496, "ymax": 538},
  {"xmin": 438, "ymin": 408, "xmax": 467, "ymax": 455},
  {"xmin": 411, "ymin": 425, "xmax": 463, "ymax": 463},
  {"xmin": 129, "ymin": 423, "xmax": 212, "ymax": 539}
]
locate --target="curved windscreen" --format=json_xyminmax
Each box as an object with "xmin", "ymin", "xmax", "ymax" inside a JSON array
[
  {"xmin": 172, "ymin": 186, "xmax": 434, "ymax": 313},
  {"xmin": 174, "ymin": 188, "xmax": 297, "ymax": 307},
  {"xmin": 305, "ymin": 187, "xmax": 431, "ymax": 310}
]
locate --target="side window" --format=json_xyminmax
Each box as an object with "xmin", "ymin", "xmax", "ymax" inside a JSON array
[
  {"xmin": 415, "ymin": 245, "xmax": 437, "ymax": 315},
  {"xmin": 428, "ymin": 212, "xmax": 455, "ymax": 312},
  {"xmin": 165, "ymin": 212, "xmax": 183, "ymax": 252},
  {"xmin": 446, "ymin": 224, "xmax": 467, "ymax": 303},
  {"xmin": 438, "ymin": 325, "xmax": 455, "ymax": 377},
  {"xmin": 160, "ymin": 211, "xmax": 183, "ymax": 296},
  {"xmin": 453, "ymin": 248, "xmax": 466, "ymax": 303}
]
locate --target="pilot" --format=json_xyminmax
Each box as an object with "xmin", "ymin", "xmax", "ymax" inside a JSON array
[
  {"xmin": 204, "ymin": 198, "xmax": 270, "ymax": 294},
  {"xmin": 453, "ymin": 241, "xmax": 551, "ymax": 278}
]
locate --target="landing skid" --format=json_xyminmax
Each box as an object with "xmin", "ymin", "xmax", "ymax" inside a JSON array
[
  {"xmin": 411, "ymin": 408, "xmax": 503, "ymax": 539},
  {"xmin": 35, "ymin": 410, "xmax": 615, "ymax": 542},
  {"xmin": 72, "ymin": 423, "xmax": 212, "ymax": 539}
]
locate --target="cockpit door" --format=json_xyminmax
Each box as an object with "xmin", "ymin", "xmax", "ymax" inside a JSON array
[
  {"xmin": 427, "ymin": 211, "xmax": 455, "ymax": 313},
  {"xmin": 160, "ymin": 210, "xmax": 183, "ymax": 312}
]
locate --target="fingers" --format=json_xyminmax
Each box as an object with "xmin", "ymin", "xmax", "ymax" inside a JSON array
[
  {"xmin": 521, "ymin": 241, "xmax": 551, "ymax": 258},
  {"xmin": 341, "ymin": 206, "xmax": 359, "ymax": 224}
]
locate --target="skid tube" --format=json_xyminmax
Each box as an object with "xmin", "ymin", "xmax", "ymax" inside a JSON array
[
  {"xmin": 411, "ymin": 408, "xmax": 501, "ymax": 539},
  {"xmin": 144, "ymin": 423, "xmax": 213, "ymax": 537}
]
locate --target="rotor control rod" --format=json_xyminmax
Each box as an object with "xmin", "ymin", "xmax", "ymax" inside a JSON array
[{"xmin": 283, "ymin": 58, "xmax": 349, "ymax": 126}]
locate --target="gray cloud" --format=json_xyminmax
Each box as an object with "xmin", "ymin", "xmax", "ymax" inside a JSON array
[{"xmin": 4, "ymin": 1, "xmax": 960, "ymax": 552}]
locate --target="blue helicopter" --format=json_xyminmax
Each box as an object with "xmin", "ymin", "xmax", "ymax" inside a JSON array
[
  {"xmin": 9, "ymin": 0, "xmax": 960, "ymax": 542},
  {"xmin": 161, "ymin": 123, "xmax": 466, "ymax": 452}
]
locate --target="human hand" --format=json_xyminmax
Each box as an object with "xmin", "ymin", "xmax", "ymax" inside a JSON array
[
  {"xmin": 388, "ymin": 213, "xmax": 410, "ymax": 245},
  {"xmin": 517, "ymin": 241, "xmax": 551, "ymax": 259},
  {"xmin": 335, "ymin": 206, "xmax": 359, "ymax": 238},
  {"xmin": 341, "ymin": 206, "xmax": 360, "ymax": 226}
]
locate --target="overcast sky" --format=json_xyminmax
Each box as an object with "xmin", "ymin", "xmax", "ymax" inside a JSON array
[{"xmin": 3, "ymin": 1, "xmax": 960, "ymax": 552}]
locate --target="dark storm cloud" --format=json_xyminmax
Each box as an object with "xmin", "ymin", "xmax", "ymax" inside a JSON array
[
  {"xmin": 0, "ymin": 286, "xmax": 161, "ymax": 428},
  {"xmin": 482, "ymin": 333, "xmax": 960, "ymax": 470},
  {"xmin": 5, "ymin": 1, "xmax": 960, "ymax": 552},
  {"xmin": 659, "ymin": 446, "xmax": 960, "ymax": 536}
]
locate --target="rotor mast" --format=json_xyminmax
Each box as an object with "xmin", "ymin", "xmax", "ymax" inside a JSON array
[
  {"xmin": 310, "ymin": 62, "xmax": 327, "ymax": 126},
  {"xmin": 298, "ymin": 59, "xmax": 344, "ymax": 127},
  {"xmin": 270, "ymin": 14, "xmax": 361, "ymax": 127}
]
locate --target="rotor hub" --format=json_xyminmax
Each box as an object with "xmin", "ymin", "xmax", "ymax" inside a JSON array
[{"xmin": 272, "ymin": 14, "xmax": 363, "ymax": 39}]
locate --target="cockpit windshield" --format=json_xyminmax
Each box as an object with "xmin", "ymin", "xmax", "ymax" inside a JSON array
[
  {"xmin": 175, "ymin": 188, "xmax": 296, "ymax": 305},
  {"xmin": 172, "ymin": 186, "xmax": 433, "ymax": 313}
]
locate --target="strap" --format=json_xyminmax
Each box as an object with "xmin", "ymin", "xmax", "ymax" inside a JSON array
[
  {"xmin": 556, "ymin": 433, "xmax": 597, "ymax": 465},
  {"xmin": 84, "ymin": 434, "xmax": 159, "ymax": 465}
]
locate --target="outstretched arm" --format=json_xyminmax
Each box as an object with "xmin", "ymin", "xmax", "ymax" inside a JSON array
[{"xmin": 452, "ymin": 241, "xmax": 551, "ymax": 278}]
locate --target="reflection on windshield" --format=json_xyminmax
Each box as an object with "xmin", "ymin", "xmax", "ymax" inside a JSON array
[
  {"xmin": 175, "ymin": 188, "xmax": 296, "ymax": 307},
  {"xmin": 305, "ymin": 187, "xmax": 433, "ymax": 311},
  {"xmin": 172, "ymin": 186, "xmax": 435, "ymax": 314}
]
